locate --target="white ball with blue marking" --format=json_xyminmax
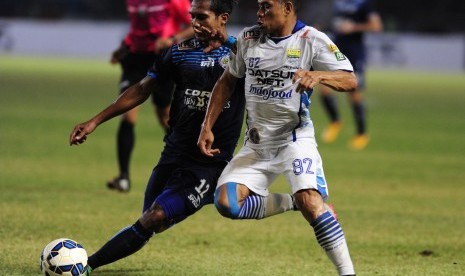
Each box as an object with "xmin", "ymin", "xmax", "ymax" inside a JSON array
[{"xmin": 40, "ymin": 238, "xmax": 88, "ymax": 276}]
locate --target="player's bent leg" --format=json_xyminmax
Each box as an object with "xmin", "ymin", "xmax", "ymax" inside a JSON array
[
  {"xmin": 140, "ymin": 203, "xmax": 174, "ymax": 233},
  {"xmin": 295, "ymin": 189, "xmax": 355, "ymax": 276},
  {"xmin": 214, "ymin": 182, "xmax": 294, "ymax": 220},
  {"xmin": 214, "ymin": 182, "xmax": 250, "ymax": 218},
  {"xmin": 87, "ymin": 219, "xmax": 153, "ymax": 271}
]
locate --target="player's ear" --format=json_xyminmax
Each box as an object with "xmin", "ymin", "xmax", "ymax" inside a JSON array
[
  {"xmin": 283, "ymin": 1, "xmax": 293, "ymax": 16},
  {"xmin": 219, "ymin": 12, "xmax": 230, "ymax": 25}
]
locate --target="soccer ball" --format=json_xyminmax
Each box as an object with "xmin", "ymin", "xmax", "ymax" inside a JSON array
[{"xmin": 40, "ymin": 238, "xmax": 88, "ymax": 276}]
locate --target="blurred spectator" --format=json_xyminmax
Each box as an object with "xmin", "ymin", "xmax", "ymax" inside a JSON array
[
  {"xmin": 107, "ymin": 0, "xmax": 194, "ymax": 192},
  {"xmin": 317, "ymin": 0, "xmax": 383, "ymax": 150}
]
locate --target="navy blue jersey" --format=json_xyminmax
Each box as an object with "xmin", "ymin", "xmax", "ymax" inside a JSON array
[
  {"xmin": 149, "ymin": 38, "xmax": 245, "ymax": 164},
  {"xmin": 333, "ymin": 0, "xmax": 374, "ymax": 45}
]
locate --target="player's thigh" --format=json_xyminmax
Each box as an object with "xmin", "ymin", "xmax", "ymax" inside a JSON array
[
  {"xmin": 218, "ymin": 146, "xmax": 277, "ymax": 197},
  {"xmin": 155, "ymin": 163, "xmax": 225, "ymax": 223},
  {"xmin": 143, "ymin": 164, "xmax": 176, "ymax": 213},
  {"xmin": 280, "ymin": 140, "xmax": 329, "ymax": 200}
]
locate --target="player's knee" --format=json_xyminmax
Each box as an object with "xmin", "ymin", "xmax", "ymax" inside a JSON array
[
  {"xmin": 214, "ymin": 183, "xmax": 241, "ymax": 219},
  {"xmin": 141, "ymin": 203, "xmax": 169, "ymax": 233}
]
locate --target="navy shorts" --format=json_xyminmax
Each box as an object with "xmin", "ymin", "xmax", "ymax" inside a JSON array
[
  {"xmin": 142, "ymin": 160, "xmax": 226, "ymax": 223},
  {"xmin": 120, "ymin": 52, "xmax": 174, "ymax": 107}
]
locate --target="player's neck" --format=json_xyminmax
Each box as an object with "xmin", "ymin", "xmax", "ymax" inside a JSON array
[{"xmin": 270, "ymin": 18, "xmax": 297, "ymax": 38}]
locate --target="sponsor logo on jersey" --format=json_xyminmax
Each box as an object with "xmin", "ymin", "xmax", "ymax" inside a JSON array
[
  {"xmin": 328, "ymin": 44, "xmax": 339, "ymax": 52},
  {"xmin": 243, "ymin": 29, "xmax": 261, "ymax": 40},
  {"xmin": 200, "ymin": 57, "xmax": 215, "ymax": 67},
  {"xmin": 248, "ymin": 68, "xmax": 295, "ymax": 87},
  {"xmin": 329, "ymin": 43, "xmax": 346, "ymax": 61},
  {"xmin": 335, "ymin": 51, "xmax": 347, "ymax": 61},
  {"xmin": 248, "ymin": 84, "xmax": 293, "ymax": 100},
  {"xmin": 188, "ymin": 193, "xmax": 201, "ymax": 208},
  {"xmin": 286, "ymin": 49, "xmax": 301, "ymax": 58},
  {"xmin": 178, "ymin": 39, "xmax": 198, "ymax": 50},
  {"xmin": 184, "ymin": 89, "xmax": 231, "ymax": 111}
]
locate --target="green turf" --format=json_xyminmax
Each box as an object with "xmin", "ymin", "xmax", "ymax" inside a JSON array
[{"xmin": 1, "ymin": 55, "xmax": 464, "ymax": 275}]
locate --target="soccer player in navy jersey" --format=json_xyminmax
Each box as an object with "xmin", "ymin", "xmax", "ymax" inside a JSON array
[
  {"xmin": 319, "ymin": 0, "xmax": 383, "ymax": 150},
  {"xmin": 69, "ymin": 0, "xmax": 243, "ymax": 273},
  {"xmin": 107, "ymin": 0, "xmax": 194, "ymax": 192}
]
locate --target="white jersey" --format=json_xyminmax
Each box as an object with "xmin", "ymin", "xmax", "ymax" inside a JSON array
[{"xmin": 229, "ymin": 22, "xmax": 353, "ymax": 149}]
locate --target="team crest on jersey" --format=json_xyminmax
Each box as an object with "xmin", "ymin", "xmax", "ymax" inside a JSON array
[
  {"xmin": 286, "ymin": 48, "xmax": 301, "ymax": 67},
  {"xmin": 178, "ymin": 38, "xmax": 199, "ymax": 50},
  {"xmin": 219, "ymin": 54, "xmax": 230, "ymax": 69},
  {"xmin": 287, "ymin": 49, "xmax": 301, "ymax": 58}
]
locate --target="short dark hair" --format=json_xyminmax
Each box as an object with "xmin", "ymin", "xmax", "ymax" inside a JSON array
[{"xmin": 209, "ymin": 0, "xmax": 239, "ymax": 15}]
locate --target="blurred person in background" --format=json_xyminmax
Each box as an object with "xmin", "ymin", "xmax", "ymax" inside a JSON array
[
  {"xmin": 318, "ymin": 0, "xmax": 383, "ymax": 150},
  {"xmin": 108, "ymin": 0, "xmax": 194, "ymax": 192}
]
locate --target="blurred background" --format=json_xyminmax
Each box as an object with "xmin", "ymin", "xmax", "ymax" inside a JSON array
[{"xmin": 1, "ymin": 0, "xmax": 464, "ymax": 72}]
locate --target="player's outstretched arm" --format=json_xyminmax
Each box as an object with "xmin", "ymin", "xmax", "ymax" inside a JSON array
[
  {"xmin": 69, "ymin": 77, "xmax": 154, "ymax": 146},
  {"xmin": 293, "ymin": 70, "xmax": 357, "ymax": 93},
  {"xmin": 198, "ymin": 68, "xmax": 238, "ymax": 156}
]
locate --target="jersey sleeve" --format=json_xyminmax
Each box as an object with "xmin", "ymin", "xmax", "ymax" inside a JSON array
[
  {"xmin": 311, "ymin": 30, "xmax": 354, "ymax": 72},
  {"xmin": 147, "ymin": 47, "xmax": 175, "ymax": 107},
  {"xmin": 228, "ymin": 29, "xmax": 247, "ymax": 78}
]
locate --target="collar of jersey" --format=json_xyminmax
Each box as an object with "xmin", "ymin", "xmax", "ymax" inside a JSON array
[{"xmin": 267, "ymin": 20, "xmax": 306, "ymax": 44}]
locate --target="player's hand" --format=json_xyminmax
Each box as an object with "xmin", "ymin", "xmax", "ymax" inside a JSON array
[
  {"xmin": 197, "ymin": 127, "xmax": 221, "ymax": 157},
  {"xmin": 199, "ymin": 26, "xmax": 227, "ymax": 53},
  {"xmin": 69, "ymin": 120, "xmax": 97, "ymax": 146},
  {"xmin": 110, "ymin": 44, "xmax": 129, "ymax": 64},
  {"xmin": 293, "ymin": 70, "xmax": 322, "ymax": 93}
]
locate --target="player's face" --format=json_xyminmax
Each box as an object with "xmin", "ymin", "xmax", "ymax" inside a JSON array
[
  {"xmin": 257, "ymin": 0, "xmax": 287, "ymax": 36},
  {"xmin": 190, "ymin": 0, "xmax": 224, "ymax": 42}
]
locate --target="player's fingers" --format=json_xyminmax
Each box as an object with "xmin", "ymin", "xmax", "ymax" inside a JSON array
[
  {"xmin": 197, "ymin": 139, "xmax": 210, "ymax": 156},
  {"xmin": 199, "ymin": 25, "xmax": 212, "ymax": 35},
  {"xmin": 69, "ymin": 127, "xmax": 80, "ymax": 145},
  {"xmin": 209, "ymin": 148, "xmax": 221, "ymax": 155}
]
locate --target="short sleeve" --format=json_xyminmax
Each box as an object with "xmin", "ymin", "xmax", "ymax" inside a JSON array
[
  {"xmin": 228, "ymin": 30, "xmax": 247, "ymax": 78},
  {"xmin": 311, "ymin": 31, "xmax": 354, "ymax": 72},
  {"xmin": 147, "ymin": 47, "xmax": 175, "ymax": 107}
]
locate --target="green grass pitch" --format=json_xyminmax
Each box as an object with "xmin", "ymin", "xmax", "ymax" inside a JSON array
[{"xmin": 0, "ymin": 55, "xmax": 464, "ymax": 275}]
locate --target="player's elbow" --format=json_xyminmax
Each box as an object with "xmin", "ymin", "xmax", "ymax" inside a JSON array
[
  {"xmin": 336, "ymin": 73, "xmax": 358, "ymax": 92},
  {"xmin": 346, "ymin": 76, "xmax": 358, "ymax": 92}
]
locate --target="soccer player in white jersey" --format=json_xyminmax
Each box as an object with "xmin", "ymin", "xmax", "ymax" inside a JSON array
[{"xmin": 198, "ymin": 0, "xmax": 357, "ymax": 275}]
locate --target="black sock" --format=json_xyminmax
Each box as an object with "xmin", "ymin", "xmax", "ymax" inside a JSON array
[
  {"xmin": 352, "ymin": 102, "xmax": 366, "ymax": 134},
  {"xmin": 117, "ymin": 120, "xmax": 134, "ymax": 178},
  {"xmin": 87, "ymin": 221, "xmax": 153, "ymax": 270},
  {"xmin": 321, "ymin": 94, "xmax": 339, "ymax": 122}
]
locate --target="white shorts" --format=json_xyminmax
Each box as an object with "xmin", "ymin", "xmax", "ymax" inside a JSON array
[{"xmin": 217, "ymin": 139, "xmax": 329, "ymax": 200}]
